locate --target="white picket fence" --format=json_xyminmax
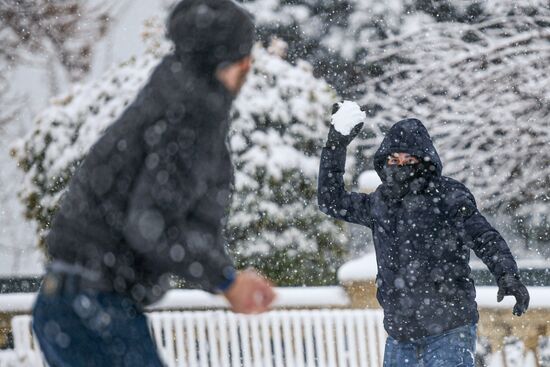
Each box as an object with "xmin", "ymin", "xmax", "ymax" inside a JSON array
[{"xmin": 8, "ymin": 309, "xmax": 386, "ymax": 367}]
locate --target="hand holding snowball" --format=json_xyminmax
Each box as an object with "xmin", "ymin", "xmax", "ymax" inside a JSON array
[{"xmin": 326, "ymin": 101, "xmax": 366, "ymax": 148}]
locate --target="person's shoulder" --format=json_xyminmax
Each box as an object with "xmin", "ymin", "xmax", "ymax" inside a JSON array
[
  {"xmin": 372, "ymin": 185, "xmax": 386, "ymax": 202},
  {"xmin": 438, "ymin": 176, "xmax": 477, "ymax": 215},
  {"xmin": 439, "ymin": 176, "xmax": 468, "ymax": 190}
]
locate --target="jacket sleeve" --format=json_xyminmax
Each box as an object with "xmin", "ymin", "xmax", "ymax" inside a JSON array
[
  {"xmin": 452, "ymin": 187, "xmax": 519, "ymax": 281},
  {"xmin": 123, "ymin": 124, "xmax": 235, "ymax": 293},
  {"xmin": 318, "ymin": 145, "xmax": 372, "ymax": 226}
]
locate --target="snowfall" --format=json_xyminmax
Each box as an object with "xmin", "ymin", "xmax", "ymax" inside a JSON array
[{"xmin": 1, "ymin": 0, "xmax": 549, "ymax": 366}]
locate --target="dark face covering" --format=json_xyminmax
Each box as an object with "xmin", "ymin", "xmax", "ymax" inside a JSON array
[{"xmin": 383, "ymin": 164, "xmax": 422, "ymax": 199}]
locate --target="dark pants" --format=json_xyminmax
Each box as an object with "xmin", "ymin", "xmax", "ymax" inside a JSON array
[
  {"xmin": 32, "ymin": 274, "xmax": 164, "ymax": 367},
  {"xmin": 383, "ymin": 324, "xmax": 477, "ymax": 367}
]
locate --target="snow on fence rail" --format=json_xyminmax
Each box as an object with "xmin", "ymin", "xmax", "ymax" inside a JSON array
[
  {"xmin": 0, "ymin": 287, "xmax": 353, "ymax": 366},
  {"xmin": 0, "ymin": 286, "xmax": 350, "ymax": 314},
  {"xmin": 9, "ymin": 309, "xmax": 386, "ymax": 367},
  {"xmin": 3, "ymin": 286, "xmax": 550, "ymax": 314},
  {"xmin": 2, "ymin": 286, "xmax": 550, "ymax": 366}
]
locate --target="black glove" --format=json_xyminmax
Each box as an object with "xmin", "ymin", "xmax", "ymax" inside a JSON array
[
  {"xmin": 325, "ymin": 103, "xmax": 364, "ymax": 148},
  {"xmin": 497, "ymin": 274, "xmax": 530, "ymax": 316}
]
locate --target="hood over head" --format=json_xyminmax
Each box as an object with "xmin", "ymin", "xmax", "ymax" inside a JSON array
[
  {"xmin": 167, "ymin": 0, "xmax": 255, "ymax": 74},
  {"xmin": 374, "ymin": 118, "xmax": 442, "ymax": 181}
]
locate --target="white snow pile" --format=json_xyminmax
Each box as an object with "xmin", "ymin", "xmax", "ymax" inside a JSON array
[
  {"xmin": 330, "ymin": 100, "xmax": 366, "ymax": 135},
  {"xmin": 337, "ymin": 252, "xmax": 378, "ymax": 282}
]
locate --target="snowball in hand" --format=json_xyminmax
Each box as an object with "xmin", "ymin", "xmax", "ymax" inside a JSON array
[{"xmin": 331, "ymin": 101, "xmax": 366, "ymax": 135}]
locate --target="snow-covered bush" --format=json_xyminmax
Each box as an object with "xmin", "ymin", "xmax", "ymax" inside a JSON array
[
  {"xmin": 228, "ymin": 45, "xmax": 346, "ymax": 285},
  {"xmin": 12, "ymin": 21, "xmax": 347, "ymax": 285},
  {"xmin": 10, "ymin": 18, "xmax": 168, "ymax": 242}
]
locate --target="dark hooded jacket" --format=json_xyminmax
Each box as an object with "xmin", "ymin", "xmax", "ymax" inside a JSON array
[
  {"xmin": 318, "ymin": 118, "xmax": 519, "ymax": 341},
  {"xmin": 46, "ymin": 0, "xmax": 254, "ymax": 305}
]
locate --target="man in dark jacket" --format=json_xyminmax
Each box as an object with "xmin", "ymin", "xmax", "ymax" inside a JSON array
[
  {"xmin": 318, "ymin": 103, "xmax": 530, "ymax": 366},
  {"xmin": 32, "ymin": 1, "xmax": 275, "ymax": 366}
]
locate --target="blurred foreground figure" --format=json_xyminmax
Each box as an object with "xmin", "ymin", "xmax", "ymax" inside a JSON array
[
  {"xmin": 32, "ymin": 1, "xmax": 274, "ymax": 366},
  {"xmin": 318, "ymin": 102, "xmax": 529, "ymax": 367}
]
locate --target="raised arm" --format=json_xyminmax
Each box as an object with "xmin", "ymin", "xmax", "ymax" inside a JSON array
[{"xmin": 317, "ymin": 102, "xmax": 372, "ymax": 226}]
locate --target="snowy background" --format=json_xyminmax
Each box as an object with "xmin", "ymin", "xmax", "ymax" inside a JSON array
[
  {"xmin": 0, "ymin": 1, "xmax": 549, "ymax": 366},
  {"xmin": 0, "ymin": 0, "xmax": 166, "ymax": 276},
  {"xmin": 1, "ymin": 0, "xmax": 549, "ymax": 284}
]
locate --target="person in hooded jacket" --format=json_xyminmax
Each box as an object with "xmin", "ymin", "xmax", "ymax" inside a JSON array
[
  {"xmin": 32, "ymin": 1, "xmax": 275, "ymax": 366},
  {"xmin": 318, "ymin": 103, "xmax": 530, "ymax": 367}
]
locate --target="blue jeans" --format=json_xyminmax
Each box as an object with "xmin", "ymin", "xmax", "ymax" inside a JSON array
[
  {"xmin": 383, "ymin": 324, "xmax": 477, "ymax": 367},
  {"xmin": 32, "ymin": 279, "xmax": 164, "ymax": 367}
]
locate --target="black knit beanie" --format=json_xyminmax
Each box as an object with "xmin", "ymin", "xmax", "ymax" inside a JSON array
[{"xmin": 167, "ymin": 0, "xmax": 255, "ymax": 71}]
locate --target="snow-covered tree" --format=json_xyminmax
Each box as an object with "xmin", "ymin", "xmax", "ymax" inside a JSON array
[
  {"xmin": 0, "ymin": 0, "xmax": 119, "ymax": 275},
  {"xmin": 0, "ymin": 71, "xmax": 19, "ymax": 126},
  {"xmin": 228, "ymin": 45, "xmax": 346, "ymax": 285},
  {"xmin": 10, "ymin": 19, "xmax": 172, "ymax": 244},
  {"xmin": 240, "ymin": 0, "xmax": 526, "ymax": 97},
  {"xmin": 244, "ymin": 0, "xmax": 550, "ymax": 253},
  {"xmin": 240, "ymin": 0, "xmax": 413, "ymax": 97},
  {"xmin": 12, "ymin": 21, "xmax": 347, "ymax": 285},
  {"xmin": 0, "ymin": 0, "xmax": 111, "ymax": 82},
  {"xmin": 245, "ymin": 0, "xmax": 548, "ymax": 248},
  {"xmin": 353, "ymin": 3, "xmax": 550, "ymax": 248},
  {"xmin": 0, "ymin": 0, "xmax": 113, "ymax": 165}
]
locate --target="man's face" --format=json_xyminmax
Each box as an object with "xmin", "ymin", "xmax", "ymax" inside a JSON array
[
  {"xmin": 216, "ymin": 56, "xmax": 252, "ymax": 94},
  {"xmin": 387, "ymin": 152, "xmax": 419, "ymax": 166},
  {"xmin": 234, "ymin": 56, "xmax": 252, "ymax": 92}
]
